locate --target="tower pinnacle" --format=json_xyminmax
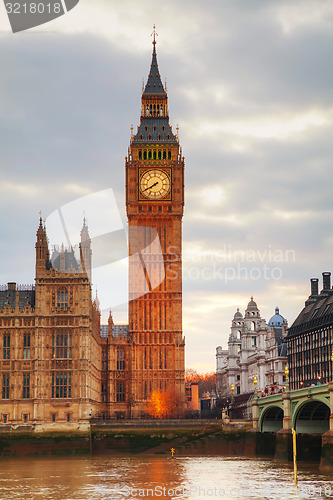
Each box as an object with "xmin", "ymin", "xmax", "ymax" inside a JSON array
[{"xmin": 151, "ymin": 24, "xmax": 158, "ymax": 51}]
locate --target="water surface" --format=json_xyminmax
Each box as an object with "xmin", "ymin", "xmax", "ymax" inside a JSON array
[{"xmin": 0, "ymin": 456, "xmax": 332, "ymax": 499}]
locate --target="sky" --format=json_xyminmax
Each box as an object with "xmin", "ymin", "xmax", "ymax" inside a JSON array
[{"xmin": 0, "ymin": 0, "xmax": 333, "ymax": 372}]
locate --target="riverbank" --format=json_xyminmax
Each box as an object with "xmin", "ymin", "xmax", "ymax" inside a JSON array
[{"xmin": 0, "ymin": 420, "xmax": 328, "ymax": 471}]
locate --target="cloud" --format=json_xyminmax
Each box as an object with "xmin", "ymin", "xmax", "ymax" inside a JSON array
[{"xmin": 0, "ymin": 0, "xmax": 332, "ymax": 371}]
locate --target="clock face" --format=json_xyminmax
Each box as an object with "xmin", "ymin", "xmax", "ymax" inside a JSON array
[{"xmin": 139, "ymin": 169, "xmax": 171, "ymax": 200}]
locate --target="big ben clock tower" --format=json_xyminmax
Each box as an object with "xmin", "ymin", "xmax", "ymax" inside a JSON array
[{"xmin": 125, "ymin": 28, "xmax": 185, "ymax": 416}]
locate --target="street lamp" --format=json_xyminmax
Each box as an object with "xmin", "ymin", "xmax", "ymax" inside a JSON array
[
  {"xmin": 285, "ymin": 365, "xmax": 289, "ymax": 391},
  {"xmin": 253, "ymin": 376, "xmax": 258, "ymax": 397},
  {"xmin": 231, "ymin": 384, "xmax": 234, "ymax": 404}
]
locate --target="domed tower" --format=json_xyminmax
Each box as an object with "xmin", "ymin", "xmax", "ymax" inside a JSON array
[
  {"xmin": 268, "ymin": 306, "xmax": 287, "ymax": 345},
  {"xmin": 229, "ymin": 308, "xmax": 243, "ymax": 354},
  {"xmin": 228, "ymin": 308, "xmax": 243, "ymax": 394}
]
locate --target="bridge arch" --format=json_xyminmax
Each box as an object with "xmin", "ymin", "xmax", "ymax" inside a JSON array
[
  {"xmin": 293, "ymin": 398, "xmax": 330, "ymax": 434},
  {"xmin": 260, "ymin": 404, "xmax": 284, "ymax": 432}
]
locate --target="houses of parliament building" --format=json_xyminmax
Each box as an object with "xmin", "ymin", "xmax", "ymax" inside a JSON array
[{"xmin": 0, "ymin": 34, "xmax": 185, "ymax": 425}]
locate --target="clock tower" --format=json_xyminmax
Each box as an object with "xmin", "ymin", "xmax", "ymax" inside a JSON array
[{"xmin": 126, "ymin": 30, "xmax": 185, "ymax": 416}]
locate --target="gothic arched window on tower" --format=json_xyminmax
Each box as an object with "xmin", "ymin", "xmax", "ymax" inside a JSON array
[
  {"xmin": 160, "ymin": 105, "xmax": 163, "ymax": 116},
  {"xmin": 117, "ymin": 348, "xmax": 125, "ymax": 370},
  {"xmin": 168, "ymin": 151, "xmax": 171, "ymax": 160},
  {"xmin": 138, "ymin": 151, "xmax": 142, "ymax": 160},
  {"xmin": 57, "ymin": 288, "xmax": 68, "ymax": 311},
  {"xmin": 53, "ymin": 332, "xmax": 72, "ymax": 359}
]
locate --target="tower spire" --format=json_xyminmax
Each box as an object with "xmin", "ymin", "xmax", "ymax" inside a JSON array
[{"xmin": 151, "ymin": 24, "xmax": 158, "ymax": 52}]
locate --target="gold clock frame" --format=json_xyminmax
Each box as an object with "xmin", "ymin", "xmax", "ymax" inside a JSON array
[{"xmin": 138, "ymin": 168, "xmax": 172, "ymax": 201}]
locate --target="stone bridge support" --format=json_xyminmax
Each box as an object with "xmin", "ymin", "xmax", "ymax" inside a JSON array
[
  {"xmin": 275, "ymin": 391, "xmax": 292, "ymax": 461},
  {"xmin": 320, "ymin": 381, "xmax": 333, "ymax": 472}
]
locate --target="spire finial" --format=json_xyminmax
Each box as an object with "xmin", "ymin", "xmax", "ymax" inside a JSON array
[{"xmin": 151, "ymin": 24, "xmax": 158, "ymax": 50}]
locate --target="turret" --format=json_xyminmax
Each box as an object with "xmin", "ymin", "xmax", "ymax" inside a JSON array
[
  {"xmin": 80, "ymin": 218, "xmax": 92, "ymax": 282},
  {"xmin": 35, "ymin": 217, "xmax": 50, "ymax": 278}
]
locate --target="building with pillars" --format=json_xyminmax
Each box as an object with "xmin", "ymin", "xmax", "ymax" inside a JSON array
[
  {"xmin": 0, "ymin": 34, "xmax": 185, "ymax": 424},
  {"xmin": 216, "ymin": 298, "xmax": 288, "ymax": 400},
  {"xmin": 287, "ymin": 272, "xmax": 333, "ymax": 390}
]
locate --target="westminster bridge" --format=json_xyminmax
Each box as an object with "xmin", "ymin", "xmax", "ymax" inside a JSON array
[
  {"xmin": 251, "ymin": 381, "xmax": 333, "ymax": 470},
  {"xmin": 252, "ymin": 381, "xmax": 333, "ymax": 434}
]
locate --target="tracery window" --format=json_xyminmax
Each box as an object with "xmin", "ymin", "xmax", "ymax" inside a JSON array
[
  {"xmin": 57, "ymin": 288, "xmax": 68, "ymax": 311},
  {"xmin": 3, "ymin": 334, "xmax": 10, "ymax": 359},
  {"xmin": 24, "ymin": 333, "xmax": 30, "ymax": 359},
  {"xmin": 23, "ymin": 374, "xmax": 30, "ymax": 399},
  {"xmin": 52, "ymin": 372, "xmax": 71, "ymax": 398},
  {"xmin": 52, "ymin": 332, "xmax": 71, "ymax": 359}
]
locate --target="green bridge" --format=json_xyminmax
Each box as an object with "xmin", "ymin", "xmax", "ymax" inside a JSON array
[
  {"xmin": 251, "ymin": 380, "xmax": 333, "ymax": 471},
  {"xmin": 253, "ymin": 381, "xmax": 333, "ymax": 434}
]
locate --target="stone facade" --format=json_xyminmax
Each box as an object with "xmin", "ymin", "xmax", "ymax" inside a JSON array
[
  {"xmin": 0, "ymin": 219, "xmax": 103, "ymax": 425},
  {"xmin": 287, "ymin": 272, "xmax": 333, "ymax": 389},
  {"xmin": 0, "ymin": 37, "xmax": 185, "ymax": 424},
  {"xmin": 216, "ymin": 298, "xmax": 288, "ymax": 399},
  {"xmin": 124, "ymin": 35, "xmax": 185, "ymax": 417}
]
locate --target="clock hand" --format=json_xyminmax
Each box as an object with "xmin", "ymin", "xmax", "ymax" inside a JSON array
[{"xmin": 142, "ymin": 181, "xmax": 159, "ymax": 193}]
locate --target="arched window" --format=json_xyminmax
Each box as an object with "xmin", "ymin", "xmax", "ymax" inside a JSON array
[
  {"xmin": 148, "ymin": 150, "xmax": 152, "ymax": 160},
  {"xmin": 153, "ymin": 151, "xmax": 157, "ymax": 159},
  {"xmin": 143, "ymin": 151, "xmax": 147, "ymax": 160},
  {"xmin": 163, "ymin": 150, "xmax": 166, "ymax": 160},
  {"xmin": 138, "ymin": 151, "xmax": 142, "ymax": 160},
  {"xmin": 158, "ymin": 150, "xmax": 162, "ymax": 159},
  {"xmin": 168, "ymin": 151, "xmax": 171, "ymax": 160},
  {"xmin": 57, "ymin": 288, "xmax": 68, "ymax": 311},
  {"xmin": 251, "ymin": 321, "xmax": 255, "ymax": 331},
  {"xmin": 161, "ymin": 105, "xmax": 163, "ymax": 116}
]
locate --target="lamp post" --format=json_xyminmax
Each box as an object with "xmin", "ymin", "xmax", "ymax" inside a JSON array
[
  {"xmin": 285, "ymin": 365, "xmax": 289, "ymax": 392},
  {"xmin": 231, "ymin": 384, "xmax": 234, "ymax": 404},
  {"xmin": 253, "ymin": 376, "xmax": 258, "ymax": 397}
]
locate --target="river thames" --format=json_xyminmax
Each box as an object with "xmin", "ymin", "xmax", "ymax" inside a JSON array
[{"xmin": 0, "ymin": 455, "xmax": 332, "ymax": 500}]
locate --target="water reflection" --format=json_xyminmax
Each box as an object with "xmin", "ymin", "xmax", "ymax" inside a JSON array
[{"xmin": 0, "ymin": 455, "xmax": 332, "ymax": 500}]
